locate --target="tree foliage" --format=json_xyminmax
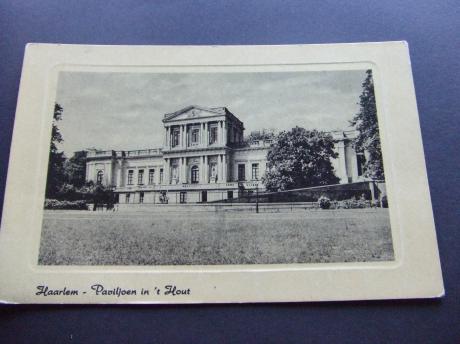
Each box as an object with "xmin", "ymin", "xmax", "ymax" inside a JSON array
[
  {"xmin": 45, "ymin": 103, "xmax": 66, "ymax": 198},
  {"xmin": 350, "ymin": 70, "xmax": 384, "ymax": 179},
  {"xmin": 78, "ymin": 181, "xmax": 116, "ymax": 206},
  {"xmin": 64, "ymin": 150, "xmax": 87, "ymax": 188},
  {"xmin": 263, "ymin": 127, "xmax": 340, "ymax": 191},
  {"xmin": 44, "ymin": 104, "xmax": 114, "ymax": 207}
]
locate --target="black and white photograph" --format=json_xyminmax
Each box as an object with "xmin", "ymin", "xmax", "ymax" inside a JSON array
[{"xmin": 38, "ymin": 68, "xmax": 394, "ymax": 266}]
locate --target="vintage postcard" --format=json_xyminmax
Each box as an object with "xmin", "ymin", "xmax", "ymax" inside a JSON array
[{"xmin": 0, "ymin": 42, "xmax": 443, "ymax": 303}]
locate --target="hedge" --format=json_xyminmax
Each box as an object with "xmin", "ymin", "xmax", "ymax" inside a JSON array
[{"xmin": 44, "ymin": 199, "xmax": 88, "ymax": 210}]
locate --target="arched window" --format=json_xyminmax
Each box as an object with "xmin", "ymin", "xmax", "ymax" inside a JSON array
[
  {"xmin": 191, "ymin": 166, "xmax": 199, "ymax": 184},
  {"xmin": 96, "ymin": 170, "xmax": 104, "ymax": 185}
]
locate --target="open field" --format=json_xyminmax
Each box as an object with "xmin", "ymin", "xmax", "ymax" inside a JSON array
[{"xmin": 38, "ymin": 209, "xmax": 394, "ymax": 265}]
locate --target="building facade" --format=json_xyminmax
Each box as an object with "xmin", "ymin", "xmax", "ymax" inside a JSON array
[{"xmin": 86, "ymin": 105, "xmax": 365, "ymax": 204}]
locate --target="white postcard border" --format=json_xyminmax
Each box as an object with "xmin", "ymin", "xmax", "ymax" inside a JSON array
[{"xmin": 0, "ymin": 42, "xmax": 443, "ymax": 303}]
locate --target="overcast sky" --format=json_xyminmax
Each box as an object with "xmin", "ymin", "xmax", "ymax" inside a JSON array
[{"xmin": 55, "ymin": 69, "xmax": 367, "ymax": 157}]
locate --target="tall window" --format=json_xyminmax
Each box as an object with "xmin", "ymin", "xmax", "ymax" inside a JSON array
[
  {"xmin": 159, "ymin": 168, "xmax": 164, "ymax": 184},
  {"xmin": 238, "ymin": 164, "xmax": 245, "ymax": 181},
  {"xmin": 96, "ymin": 170, "xmax": 104, "ymax": 185},
  {"xmin": 191, "ymin": 128, "xmax": 200, "ymax": 145},
  {"xmin": 252, "ymin": 163, "xmax": 259, "ymax": 180},
  {"xmin": 210, "ymin": 126, "xmax": 218, "ymax": 144},
  {"xmin": 191, "ymin": 166, "xmax": 199, "ymax": 184},
  {"xmin": 127, "ymin": 170, "xmax": 134, "ymax": 185},
  {"xmin": 139, "ymin": 192, "xmax": 144, "ymax": 204},
  {"xmin": 148, "ymin": 169, "xmax": 155, "ymax": 184},
  {"xmin": 171, "ymin": 128, "xmax": 180, "ymax": 147},
  {"xmin": 125, "ymin": 193, "xmax": 130, "ymax": 203},
  {"xmin": 138, "ymin": 169, "xmax": 144, "ymax": 185},
  {"xmin": 180, "ymin": 192, "xmax": 187, "ymax": 204}
]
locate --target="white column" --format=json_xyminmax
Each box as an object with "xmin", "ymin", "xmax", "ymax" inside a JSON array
[
  {"xmin": 350, "ymin": 147, "xmax": 359, "ymax": 182},
  {"xmin": 178, "ymin": 157, "xmax": 183, "ymax": 183},
  {"xmin": 204, "ymin": 155, "xmax": 208, "ymax": 183},
  {"xmin": 201, "ymin": 123, "xmax": 204, "ymax": 146},
  {"xmin": 164, "ymin": 158, "xmax": 170, "ymax": 184},
  {"xmin": 183, "ymin": 125, "xmax": 187, "ymax": 148},
  {"xmin": 222, "ymin": 154, "xmax": 227, "ymax": 182},
  {"xmin": 156, "ymin": 165, "xmax": 161, "ymax": 184},
  {"xmin": 166, "ymin": 127, "xmax": 170, "ymax": 148},
  {"xmin": 217, "ymin": 154, "xmax": 222, "ymax": 182},
  {"xmin": 184, "ymin": 158, "xmax": 188, "ymax": 183},
  {"xmin": 218, "ymin": 121, "xmax": 223, "ymax": 145},
  {"xmin": 198, "ymin": 155, "xmax": 204, "ymax": 184},
  {"xmin": 337, "ymin": 141, "xmax": 348, "ymax": 183},
  {"xmin": 204, "ymin": 122, "xmax": 208, "ymax": 147},
  {"xmin": 223, "ymin": 122, "xmax": 227, "ymax": 146},
  {"xmin": 117, "ymin": 163, "xmax": 122, "ymax": 187},
  {"xmin": 185, "ymin": 125, "xmax": 189, "ymax": 148}
]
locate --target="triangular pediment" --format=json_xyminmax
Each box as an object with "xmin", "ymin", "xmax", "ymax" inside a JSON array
[{"xmin": 163, "ymin": 105, "xmax": 227, "ymax": 122}]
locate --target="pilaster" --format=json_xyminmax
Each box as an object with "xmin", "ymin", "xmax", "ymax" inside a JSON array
[
  {"xmin": 337, "ymin": 141, "xmax": 348, "ymax": 183},
  {"xmin": 165, "ymin": 126, "xmax": 169, "ymax": 148},
  {"xmin": 200, "ymin": 156, "xmax": 205, "ymax": 183},
  {"xmin": 222, "ymin": 154, "xmax": 227, "ymax": 182},
  {"xmin": 219, "ymin": 121, "xmax": 224, "ymax": 145},
  {"xmin": 178, "ymin": 157, "xmax": 183, "ymax": 183},
  {"xmin": 223, "ymin": 121, "xmax": 228, "ymax": 146},
  {"xmin": 117, "ymin": 162, "xmax": 123, "ymax": 187},
  {"xmin": 217, "ymin": 154, "xmax": 222, "ymax": 182},
  {"xmin": 164, "ymin": 158, "xmax": 170, "ymax": 184},
  {"xmin": 204, "ymin": 155, "xmax": 208, "ymax": 183},
  {"xmin": 156, "ymin": 166, "xmax": 161, "ymax": 185},
  {"xmin": 181, "ymin": 157, "xmax": 186, "ymax": 183}
]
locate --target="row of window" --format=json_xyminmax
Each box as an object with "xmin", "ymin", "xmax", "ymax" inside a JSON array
[
  {"xmin": 122, "ymin": 163, "xmax": 260, "ymax": 186},
  {"xmin": 238, "ymin": 163, "xmax": 259, "ymax": 181},
  {"xmin": 127, "ymin": 168, "xmax": 164, "ymax": 185},
  {"xmin": 125, "ymin": 192, "xmax": 145, "ymax": 203},
  {"xmin": 171, "ymin": 126, "xmax": 220, "ymax": 148},
  {"xmin": 98, "ymin": 162, "xmax": 260, "ymax": 187}
]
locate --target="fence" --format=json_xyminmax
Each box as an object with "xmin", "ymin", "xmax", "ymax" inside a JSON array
[{"xmin": 213, "ymin": 181, "xmax": 385, "ymax": 204}]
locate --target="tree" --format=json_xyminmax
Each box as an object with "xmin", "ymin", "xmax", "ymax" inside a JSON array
[
  {"xmin": 64, "ymin": 150, "xmax": 87, "ymax": 188},
  {"xmin": 263, "ymin": 127, "xmax": 340, "ymax": 191},
  {"xmin": 78, "ymin": 181, "xmax": 116, "ymax": 209},
  {"xmin": 45, "ymin": 103, "xmax": 67, "ymax": 198},
  {"xmin": 350, "ymin": 70, "xmax": 384, "ymax": 179}
]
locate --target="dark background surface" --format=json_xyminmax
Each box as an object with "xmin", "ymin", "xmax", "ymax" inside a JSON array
[{"xmin": 0, "ymin": 1, "xmax": 458, "ymax": 343}]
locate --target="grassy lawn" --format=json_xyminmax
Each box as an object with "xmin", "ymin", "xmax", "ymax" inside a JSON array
[{"xmin": 38, "ymin": 209, "xmax": 394, "ymax": 265}]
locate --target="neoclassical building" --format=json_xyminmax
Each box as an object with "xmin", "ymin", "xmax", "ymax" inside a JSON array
[{"xmin": 86, "ymin": 105, "xmax": 365, "ymax": 204}]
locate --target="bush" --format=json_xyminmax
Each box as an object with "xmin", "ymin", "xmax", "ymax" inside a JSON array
[
  {"xmin": 44, "ymin": 199, "xmax": 88, "ymax": 210},
  {"xmin": 338, "ymin": 199, "xmax": 371, "ymax": 209},
  {"xmin": 318, "ymin": 196, "xmax": 331, "ymax": 209}
]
